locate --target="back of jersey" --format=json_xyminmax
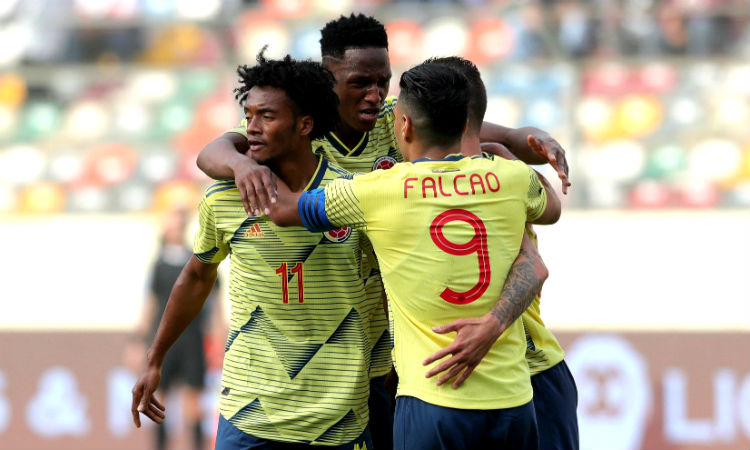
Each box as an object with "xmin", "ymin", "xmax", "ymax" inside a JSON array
[{"xmin": 347, "ymin": 154, "xmax": 547, "ymax": 409}]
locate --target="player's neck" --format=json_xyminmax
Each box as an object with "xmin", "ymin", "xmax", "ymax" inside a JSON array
[
  {"xmin": 460, "ymin": 133, "xmax": 482, "ymax": 157},
  {"xmin": 332, "ymin": 124, "xmax": 366, "ymax": 150},
  {"xmin": 271, "ymin": 144, "xmax": 320, "ymax": 192},
  {"xmin": 414, "ymin": 141, "xmax": 463, "ymax": 161}
]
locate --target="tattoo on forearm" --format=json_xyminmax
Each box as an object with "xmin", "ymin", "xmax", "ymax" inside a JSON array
[{"xmin": 491, "ymin": 247, "xmax": 544, "ymax": 329}]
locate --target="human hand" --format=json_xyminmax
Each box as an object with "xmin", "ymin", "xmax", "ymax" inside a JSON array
[
  {"xmin": 423, "ymin": 315, "xmax": 505, "ymax": 389},
  {"xmin": 131, "ymin": 366, "xmax": 166, "ymax": 427},
  {"xmin": 232, "ymin": 158, "xmax": 278, "ymax": 216},
  {"xmin": 527, "ymin": 134, "xmax": 571, "ymax": 194}
]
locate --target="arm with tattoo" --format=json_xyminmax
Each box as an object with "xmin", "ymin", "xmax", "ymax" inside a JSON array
[
  {"xmin": 489, "ymin": 233, "xmax": 547, "ymax": 333},
  {"xmin": 422, "ymin": 232, "xmax": 548, "ymax": 388}
]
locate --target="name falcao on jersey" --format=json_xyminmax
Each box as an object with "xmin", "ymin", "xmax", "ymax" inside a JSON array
[{"xmin": 403, "ymin": 172, "xmax": 501, "ymax": 198}]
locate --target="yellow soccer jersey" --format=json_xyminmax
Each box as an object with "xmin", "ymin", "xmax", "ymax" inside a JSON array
[
  {"xmin": 227, "ymin": 98, "xmax": 402, "ymax": 378},
  {"xmin": 194, "ymin": 157, "xmax": 378, "ymax": 445},
  {"xmin": 521, "ymin": 224, "xmax": 565, "ymax": 375},
  {"xmin": 299, "ymin": 153, "xmax": 547, "ymax": 410}
]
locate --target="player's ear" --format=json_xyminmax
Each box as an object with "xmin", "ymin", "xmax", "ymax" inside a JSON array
[
  {"xmin": 297, "ymin": 115, "xmax": 314, "ymax": 137},
  {"xmin": 401, "ymin": 114, "xmax": 413, "ymax": 143}
]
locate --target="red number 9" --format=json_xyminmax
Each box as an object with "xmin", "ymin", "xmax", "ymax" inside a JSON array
[{"xmin": 430, "ymin": 209, "xmax": 491, "ymax": 305}]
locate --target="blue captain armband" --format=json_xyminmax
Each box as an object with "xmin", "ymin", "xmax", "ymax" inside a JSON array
[{"xmin": 298, "ymin": 188, "xmax": 335, "ymax": 232}]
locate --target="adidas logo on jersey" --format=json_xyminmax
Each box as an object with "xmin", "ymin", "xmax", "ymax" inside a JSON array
[{"xmin": 244, "ymin": 223, "xmax": 264, "ymax": 238}]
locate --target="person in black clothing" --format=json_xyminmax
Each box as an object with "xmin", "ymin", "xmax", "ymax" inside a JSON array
[{"xmin": 133, "ymin": 206, "xmax": 222, "ymax": 450}]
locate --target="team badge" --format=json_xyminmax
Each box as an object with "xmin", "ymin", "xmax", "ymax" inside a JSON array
[
  {"xmin": 373, "ymin": 155, "xmax": 397, "ymax": 171},
  {"xmin": 323, "ymin": 226, "xmax": 352, "ymax": 243}
]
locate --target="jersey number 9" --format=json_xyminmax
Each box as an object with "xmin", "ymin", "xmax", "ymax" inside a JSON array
[{"xmin": 430, "ymin": 209, "xmax": 490, "ymax": 305}]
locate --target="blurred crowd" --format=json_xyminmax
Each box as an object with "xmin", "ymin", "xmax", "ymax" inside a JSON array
[{"xmin": 0, "ymin": 0, "xmax": 748, "ymax": 213}]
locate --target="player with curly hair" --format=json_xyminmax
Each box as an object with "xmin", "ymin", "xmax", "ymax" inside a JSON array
[{"xmin": 132, "ymin": 51, "xmax": 376, "ymax": 450}]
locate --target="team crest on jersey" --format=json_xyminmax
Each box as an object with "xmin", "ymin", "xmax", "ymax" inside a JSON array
[
  {"xmin": 373, "ymin": 155, "xmax": 396, "ymax": 171},
  {"xmin": 323, "ymin": 226, "xmax": 352, "ymax": 243}
]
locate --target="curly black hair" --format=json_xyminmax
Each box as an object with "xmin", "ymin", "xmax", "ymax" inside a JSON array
[
  {"xmin": 399, "ymin": 63, "xmax": 469, "ymax": 146},
  {"xmin": 234, "ymin": 49, "xmax": 339, "ymax": 140},
  {"xmin": 320, "ymin": 13, "xmax": 388, "ymax": 58},
  {"xmin": 424, "ymin": 56, "xmax": 486, "ymax": 134}
]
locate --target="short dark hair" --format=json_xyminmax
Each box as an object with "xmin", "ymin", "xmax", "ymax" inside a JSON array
[
  {"xmin": 320, "ymin": 13, "xmax": 388, "ymax": 59},
  {"xmin": 234, "ymin": 49, "xmax": 339, "ymax": 140},
  {"xmin": 398, "ymin": 63, "xmax": 469, "ymax": 146},
  {"xmin": 424, "ymin": 56, "xmax": 486, "ymax": 134}
]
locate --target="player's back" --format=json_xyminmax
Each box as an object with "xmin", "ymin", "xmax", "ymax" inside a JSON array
[{"xmin": 345, "ymin": 153, "xmax": 547, "ymax": 409}]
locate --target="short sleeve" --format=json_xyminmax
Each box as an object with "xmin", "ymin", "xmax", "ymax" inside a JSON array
[
  {"xmin": 298, "ymin": 177, "xmax": 367, "ymax": 232},
  {"xmin": 227, "ymin": 119, "xmax": 247, "ymax": 137},
  {"xmin": 525, "ymin": 167, "xmax": 548, "ymax": 222},
  {"xmin": 193, "ymin": 196, "xmax": 230, "ymax": 263}
]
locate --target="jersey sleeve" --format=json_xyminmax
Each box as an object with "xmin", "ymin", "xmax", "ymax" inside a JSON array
[
  {"xmin": 227, "ymin": 118, "xmax": 247, "ymax": 137},
  {"xmin": 193, "ymin": 195, "xmax": 230, "ymax": 263},
  {"xmin": 525, "ymin": 167, "xmax": 548, "ymax": 222},
  {"xmin": 298, "ymin": 177, "xmax": 367, "ymax": 232}
]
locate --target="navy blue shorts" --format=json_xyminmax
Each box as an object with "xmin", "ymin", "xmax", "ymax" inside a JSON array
[
  {"xmin": 393, "ymin": 396, "xmax": 538, "ymax": 450},
  {"xmin": 215, "ymin": 415, "xmax": 372, "ymax": 450},
  {"xmin": 531, "ymin": 360, "xmax": 579, "ymax": 450},
  {"xmin": 369, "ymin": 375, "xmax": 394, "ymax": 450}
]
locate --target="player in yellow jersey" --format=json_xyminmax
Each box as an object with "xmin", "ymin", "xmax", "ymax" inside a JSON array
[
  {"xmin": 131, "ymin": 52, "xmax": 376, "ymax": 450},
  {"xmin": 196, "ymin": 14, "xmax": 568, "ymax": 450},
  {"xmin": 266, "ymin": 63, "xmax": 561, "ymax": 450},
  {"xmin": 421, "ymin": 56, "xmax": 579, "ymax": 450}
]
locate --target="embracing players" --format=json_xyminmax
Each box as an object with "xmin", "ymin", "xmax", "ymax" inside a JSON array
[{"xmin": 265, "ymin": 61, "xmax": 560, "ymax": 450}]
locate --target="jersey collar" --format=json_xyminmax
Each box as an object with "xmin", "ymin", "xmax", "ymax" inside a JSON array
[
  {"xmin": 411, "ymin": 153, "xmax": 467, "ymax": 164},
  {"xmin": 303, "ymin": 156, "xmax": 329, "ymax": 191},
  {"xmin": 325, "ymin": 131, "xmax": 370, "ymax": 157}
]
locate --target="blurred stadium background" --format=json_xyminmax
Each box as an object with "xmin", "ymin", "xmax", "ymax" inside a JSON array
[{"xmin": 0, "ymin": 0, "xmax": 748, "ymax": 449}]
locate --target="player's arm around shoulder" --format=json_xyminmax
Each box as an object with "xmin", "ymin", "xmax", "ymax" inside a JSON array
[
  {"xmin": 264, "ymin": 177, "xmax": 304, "ymax": 227},
  {"xmin": 196, "ymin": 130, "xmax": 250, "ymax": 179},
  {"xmin": 197, "ymin": 122, "xmax": 278, "ymax": 217},
  {"xmin": 526, "ymin": 163, "xmax": 561, "ymax": 225}
]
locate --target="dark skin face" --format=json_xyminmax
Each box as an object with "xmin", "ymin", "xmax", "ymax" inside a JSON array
[
  {"xmin": 243, "ymin": 86, "xmax": 315, "ymax": 191},
  {"xmin": 244, "ymin": 86, "xmax": 303, "ymax": 165},
  {"xmin": 324, "ymin": 47, "xmax": 391, "ymax": 148}
]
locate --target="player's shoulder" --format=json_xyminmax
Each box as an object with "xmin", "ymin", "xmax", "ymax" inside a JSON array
[
  {"xmin": 202, "ymin": 180, "xmax": 238, "ymax": 204},
  {"xmin": 380, "ymin": 96, "xmax": 397, "ymax": 115},
  {"xmin": 226, "ymin": 118, "xmax": 247, "ymax": 137},
  {"xmin": 321, "ymin": 158, "xmax": 353, "ymax": 182},
  {"xmin": 478, "ymin": 153, "xmax": 528, "ymax": 171}
]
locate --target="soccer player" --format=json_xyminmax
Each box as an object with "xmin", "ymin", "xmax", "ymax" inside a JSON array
[
  {"xmin": 266, "ymin": 63, "xmax": 561, "ymax": 450},
  {"xmin": 196, "ymin": 12, "xmax": 570, "ymax": 226},
  {"xmin": 196, "ymin": 15, "xmax": 568, "ymax": 449},
  {"xmin": 421, "ymin": 56, "xmax": 579, "ymax": 450},
  {"xmin": 131, "ymin": 53, "xmax": 375, "ymax": 450}
]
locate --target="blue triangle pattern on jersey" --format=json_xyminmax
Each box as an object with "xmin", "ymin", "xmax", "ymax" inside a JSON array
[
  {"xmin": 229, "ymin": 398, "xmax": 285, "ymax": 441},
  {"xmin": 326, "ymin": 308, "xmax": 366, "ymax": 345},
  {"xmin": 313, "ymin": 409, "xmax": 363, "ymax": 446}
]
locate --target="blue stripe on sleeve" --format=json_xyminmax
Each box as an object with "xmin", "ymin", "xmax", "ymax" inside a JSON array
[{"xmin": 298, "ymin": 189, "xmax": 335, "ymax": 232}]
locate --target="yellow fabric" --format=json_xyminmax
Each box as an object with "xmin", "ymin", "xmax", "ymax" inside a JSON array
[
  {"xmin": 521, "ymin": 224, "xmax": 565, "ymax": 375},
  {"xmin": 321, "ymin": 154, "xmax": 547, "ymax": 409},
  {"xmin": 227, "ymin": 97, "xmax": 402, "ymax": 378},
  {"xmin": 194, "ymin": 158, "xmax": 375, "ymax": 445}
]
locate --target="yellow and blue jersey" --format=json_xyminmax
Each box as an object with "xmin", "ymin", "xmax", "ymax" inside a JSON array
[
  {"xmin": 194, "ymin": 157, "xmax": 379, "ymax": 445},
  {"xmin": 227, "ymin": 97, "xmax": 402, "ymax": 379},
  {"xmin": 298, "ymin": 153, "xmax": 547, "ymax": 410}
]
